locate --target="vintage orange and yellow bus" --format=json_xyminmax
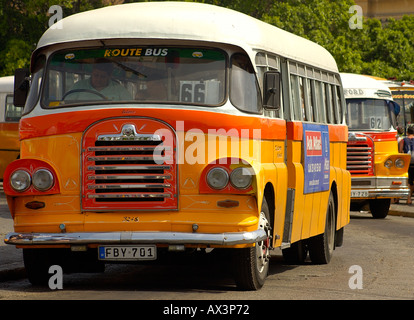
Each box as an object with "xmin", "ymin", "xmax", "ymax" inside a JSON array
[
  {"xmin": 4, "ymin": 2, "xmax": 350, "ymax": 290},
  {"xmin": 341, "ymin": 73, "xmax": 409, "ymax": 218},
  {"xmin": 0, "ymin": 76, "xmax": 22, "ymax": 181}
]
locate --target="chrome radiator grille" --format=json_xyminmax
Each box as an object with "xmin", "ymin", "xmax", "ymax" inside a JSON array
[
  {"xmin": 346, "ymin": 133, "xmax": 374, "ymax": 175},
  {"xmin": 82, "ymin": 119, "xmax": 177, "ymax": 210}
]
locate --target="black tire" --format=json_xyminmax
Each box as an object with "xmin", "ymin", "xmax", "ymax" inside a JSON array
[
  {"xmin": 23, "ymin": 248, "xmax": 104, "ymax": 286},
  {"xmin": 232, "ymin": 198, "xmax": 272, "ymax": 290},
  {"xmin": 308, "ymin": 192, "xmax": 336, "ymax": 264},
  {"xmin": 335, "ymin": 227, "xmax": 344, "ymax": 247},
  {"xmin": 282, "ymin": 240, "xmax": 308, "ymax": 264},
  {"xmin": 23, "ymin": 249, "xmax": 61, "ymax": 286},
  {"xmin": 369, "ymin": 199, "xmax": 390, "ymax": 219}
]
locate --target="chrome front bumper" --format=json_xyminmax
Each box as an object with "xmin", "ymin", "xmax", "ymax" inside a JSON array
[
  {"xmin": 350, "ymin": 176, "xmax": 409, "ymax": 199},
  {"xmin": 4, "ymin": 229, "xmax": 267, "ymax": 246}
]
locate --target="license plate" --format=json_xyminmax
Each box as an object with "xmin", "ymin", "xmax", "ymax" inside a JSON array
[
  {"xmin": 98, "ymin": 245, "xmax": 157, "ymax": 261},
  {"xmin": 351, "ymin": 190, "xmax": 369, "ymax": 198}
]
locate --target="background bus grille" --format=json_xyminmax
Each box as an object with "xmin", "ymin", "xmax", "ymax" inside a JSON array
[
  {"xmin": 346, "ymin": 143, "xmax": 374, "ymax": 175},
  {"xmin": 82, "ymin": 119, "xmax": 177, "ymax": 210}
]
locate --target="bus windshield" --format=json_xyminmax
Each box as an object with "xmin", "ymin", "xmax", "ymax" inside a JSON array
[
  {"xmin": 42, "ymin": 47, "xmax": 226, "ymax": 108},
  {"xmin": 346, "ymin": 98, "xmax": 396, "ymax": 131}
]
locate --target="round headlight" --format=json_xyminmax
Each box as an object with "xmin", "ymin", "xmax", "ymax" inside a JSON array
[
  {"xmin": 10, "ymin": 170, "xmax": 31, "ymax": 192},
  {"xmin": 206, "ymin": 167, "xmax": 229, "ymax": 190},
  {"xmin": 384, "ymin": 159, "xmax": 393, "ymax": 168},
  {"xmin": 230, "ymin": 167, "xmax": 253, "ymax": 189},
  {"xmin": 32, "ymin": 169, "xmax": 54, "ymax": 191},
  {"xmin": 395, "ymin": 158, "xmax": 405, "ymax": 169}
]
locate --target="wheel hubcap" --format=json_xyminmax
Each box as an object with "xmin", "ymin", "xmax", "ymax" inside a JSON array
[
  {"xmin": 327, "ymin": 204, "xmax": 335, "ymax": 253},
  {"xmin": 256, "ymin": 211, "xmax": 271, "ymax": 273}
]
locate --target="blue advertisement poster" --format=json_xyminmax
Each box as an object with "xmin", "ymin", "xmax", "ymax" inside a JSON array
[{"xmin": 303, "ymin": 123, "xmax": 330, "ymax": 194}]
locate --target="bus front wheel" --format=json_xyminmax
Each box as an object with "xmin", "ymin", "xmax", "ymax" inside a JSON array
[
  {"xmin": 232, "ymin": 198, "xmax": 272, "ymax": 290},
  {"xmin": 23, "ymin": 248, "xmax": 60, "ymax": 286},
  {"xmin": 369, "ymin": 199, "xmax": 390, "ymax": 219}
]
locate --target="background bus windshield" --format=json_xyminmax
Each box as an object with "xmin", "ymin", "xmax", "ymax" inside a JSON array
[
  {"xmin": 43, "ymin": 47, "xmax": 226, "ymax": 107},
  {"xmin": 346, "ymin": 98, "xmax": 395, "ymax": 131}
]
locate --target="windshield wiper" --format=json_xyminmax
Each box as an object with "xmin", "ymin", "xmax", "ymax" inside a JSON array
[{"xmin": 102, "ymin": 58, "xmax": 147, "ymax": 79}]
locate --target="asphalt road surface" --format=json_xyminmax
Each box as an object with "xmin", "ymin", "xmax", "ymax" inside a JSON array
[{"xmin": 0, "ymin": 211, "xmax": 413, "ymax": 303}]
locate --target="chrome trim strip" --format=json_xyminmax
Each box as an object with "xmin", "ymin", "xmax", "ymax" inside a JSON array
[
  {"xmin": 88, "ymin": 156, "xmax": 170, "ymax": 162},
  {"xmin": 88, "ymin": 165, "xmax": 171, "ymax": 171},
  {"xmin": 88, "ymin": 183, "xmax": 171, "ymax": 189},
  {"xmin": 88, "ymin": 146, "xmax": 170, "ymax": 152},
  {"xmin": 353, "ymin": 176, "xmax": 408, "ymax": 180},
  {"xmin": 4, "ymin": 229, "xmax": 267, "ymax": 246},
  {"xmin": 350, "ymin": 189, "xmax": 410, "ymax": 199},
  {"xmin": 88, "ymin": 174, "xmax": 171, "ymax": 180},
  {"xmin": 88, "ymin": 193, "xmax": 171, "ymax": 199},
  {"xmin": 98, "ymin": 136, "xmax": 161, "ymax": 142},
  {"xmin": 347, "ymin": 150, "xmax": 371, "ymax": 153},
  {"xmin": 347, "ymin": 148, "xmax": 371, "ymax": 152}
]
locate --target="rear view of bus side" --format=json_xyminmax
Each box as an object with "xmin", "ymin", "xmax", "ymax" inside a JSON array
[
  {"xmin": 341, "ymin": 73, "xmax": 409, "ymax": 218},
  {"xmin": 4, "ymin": 2, "xmax": 350, "ymax": 290}
]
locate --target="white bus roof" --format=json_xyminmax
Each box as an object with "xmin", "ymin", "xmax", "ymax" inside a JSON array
[
  {"xmin": 340, "ymin": 73, "xmax": 393, "ymax": 100},
  {"xmin": 36, "ymin": 2, "xmax": 338, "ymax": 73},
  {"xmin": 0, "ymin": 76, "xmax": 14, "ymax": 93}
]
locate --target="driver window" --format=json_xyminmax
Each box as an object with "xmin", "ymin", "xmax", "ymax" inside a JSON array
[
  {"xmin": 24, "ymin": 55, "xmax": 45, "ymax": 114},
  {"xmin": 230, "ymin": 53, "xmax": 262, "ymax": 113}
]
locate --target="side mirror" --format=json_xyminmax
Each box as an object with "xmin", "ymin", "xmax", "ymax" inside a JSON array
[
  {"xmin": 263, "ymin": 71, "xmax": 280, "ymax": 110},
  {"xmin": 387, "ymin": 100, "xmax": 400, "ymax": 115},
  {"xmin": 14, "ymin": 68, "xmax": 30, "ymax": 108}
]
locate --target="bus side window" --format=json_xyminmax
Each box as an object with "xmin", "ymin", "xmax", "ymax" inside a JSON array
[
  {"xmin": 299, "ymin": 77, "xmax": 306, "ymax": 121},
  {"xmin": 331, "ymin": 84, "xmax": 339, "ymax": 124},
  {"xmin": 306, "ymin": 78, "xmax": 315, "ymax": 122},
  {"xmin": 336, "ymin": 85, "xmax": 344, "ymax": 123},
  {"xmin": 289, "ymin": 74, "xmax": 306, "ymax": 121},
  {"xmin": 230, "ymin": 53, "xmax": 262, "ymax": 114},
  {"xmin": 325, "ymin": 83, "xmax": 334, "ymax": 124},
  {"xmin": 290, "ymin": 74, "xmax": 301, "ymax": 120},
  {"xmin": 255, "ymin": 53, "xmax": 266, "ymax": 90},
  {"xmin": 314, "ymin": 80, "xmax": 326, "ymax": 123},
  {"xmin": 5, "ymin": 95, "xmax": 22, "ymax": 122}
]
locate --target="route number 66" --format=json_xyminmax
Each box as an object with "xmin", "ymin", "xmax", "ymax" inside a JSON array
[{"xmin": 180, "ymin": 80, "xmax": 220, "ymax": 104}]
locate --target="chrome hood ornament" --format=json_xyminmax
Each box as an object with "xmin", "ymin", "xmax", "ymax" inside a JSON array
[{"xmin": 98, "ymin": 124, "xmax": 161, "ymax": 141}]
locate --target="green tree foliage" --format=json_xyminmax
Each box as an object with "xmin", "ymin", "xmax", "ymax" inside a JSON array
[
  {"xmin": 0, "ymin": 39, "xmax": 32, "ymax": 76},
  {"xmin": 358, "ymin": 16, "xmax": 414, "ymax": 80},
  {"xmin": 193, "ymin": 0, "xmax": 414, "ymax": 80},
  {"xmin": 259, "ymin": 0, "xmax": 365, "ymax": 74},
  {"xmin": 0, "ymin": 0, "xmax": 413, "ymax": 80},
  {"xmin": 0, "ymin": 0, "xmax": 105, "ymax": 76}
]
